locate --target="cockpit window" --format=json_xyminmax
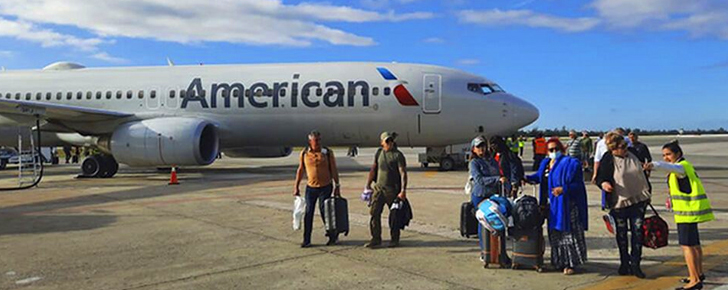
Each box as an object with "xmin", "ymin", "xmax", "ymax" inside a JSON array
[{"xmin": 468, "ymin": 83, "xmax": 505, "ymax": 95}]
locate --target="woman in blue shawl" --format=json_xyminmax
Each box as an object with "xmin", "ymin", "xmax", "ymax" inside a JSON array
[{"xmin": 526, "ymin": 138, "xmax": 589, "ymax": 275}]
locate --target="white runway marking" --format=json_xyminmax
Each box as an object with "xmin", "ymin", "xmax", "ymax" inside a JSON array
[{"xmin": 15, "ymin": 276, "xmax": 42, "ymax": 285}]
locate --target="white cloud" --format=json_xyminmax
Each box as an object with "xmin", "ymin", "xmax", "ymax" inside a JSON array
[
  {"xmin": 0, "ymin": 0, "xmax": 433, "ymax": 47},
  {"xmin": 0, "ymin": 17, "xmax": 104, "ymax": 51},
  {"xmin": 592, "ymin": 0, "xmax": 728, "ymax": 39},
  {"xmin": 0, "ymin": 50, "xmax": 13, "ymax": 58},
  {"xmin": 91, "ymin": 52, "xmax": 127, "ymax": 64},
  {"xmin": 423, "ymin": 37, "xmax": 444, "ymax": 43},
  {"xmin": 459, "ymin": 9, "xmax": 601, "ymax": 33},
  {"xmin": 457, "ymin": 59, "xmax": 480, "ymax": 65}
]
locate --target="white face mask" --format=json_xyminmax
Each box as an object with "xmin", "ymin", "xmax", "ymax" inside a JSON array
[{"xmin": 549, "ymin": 151, "xmax": 562, "ymax": 160}]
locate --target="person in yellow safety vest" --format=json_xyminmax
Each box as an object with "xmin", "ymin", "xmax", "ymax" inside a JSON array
[
  {"xmin": 645, "ymin": 140, "xmax": 713, "ymax": 290},
  {"xmin": 508, "ymin": 135, "xmax": 520, "ymax": 155},
  {"xmin": 518, "ymin": 136, "xmax": 526, "ymax": 157}
]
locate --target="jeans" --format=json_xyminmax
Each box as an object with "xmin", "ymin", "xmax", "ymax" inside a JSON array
[
  {"xmin": 303, "ymin": 184, "xmax": 334, "ymax": 244},
  {"xmin": 610, "ymin": 201, "xmax": 647, "ymax": 268}
]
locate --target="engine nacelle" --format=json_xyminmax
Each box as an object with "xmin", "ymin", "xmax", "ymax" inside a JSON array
[
  {"xmin": 110, "ymin": 118, "xmax": 219, "ymax": 166},
  {"xmin": 223, "ymin": 147, "xmax": 293, "ymax": 158}
]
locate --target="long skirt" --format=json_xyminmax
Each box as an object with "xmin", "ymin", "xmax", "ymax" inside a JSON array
[{"xmin": 548, "ymin": 205, "xmax": 588, "ymax": 269}]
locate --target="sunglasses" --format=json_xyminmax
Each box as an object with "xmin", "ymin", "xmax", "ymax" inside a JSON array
[
  {"xmin": 385, "ymin": 139, "xmax": 394, "ymax": 144},
  {"xmin": 548, "ymin": 148, "xmax": 558, "ymax": 152}
]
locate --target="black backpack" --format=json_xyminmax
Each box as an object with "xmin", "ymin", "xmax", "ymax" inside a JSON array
[{"xmin": 513, "ymin": 195, "xmax": 543, "ymax": 231}]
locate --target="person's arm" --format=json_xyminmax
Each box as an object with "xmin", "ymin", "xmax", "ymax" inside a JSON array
[
  {"xmin": 365, "ymin": 149, "xmax": 380, "ymax": 190},
  {"xmin": 648, "ymin": 161, "xmax": 685, "ymax": 175},
  {"xmin": 294, "ymin": 151, "xmax": 305, "ymax": 196},
  {"xmin": 398, "ymin": 153, "xmax": 408, "ymax": 199},
  {"xmin": 595, "ymin": 153, "xmax": 615, "ymax": 192},
  {"xmin": 329, "ymin": 150, "xmax": 341, "ymax": 196},
  {"xmin": 471, "ymin": 160, "xmax": 500, "ymax": 187}
]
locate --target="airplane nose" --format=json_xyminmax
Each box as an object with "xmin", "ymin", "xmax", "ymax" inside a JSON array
[{"xmin": 509, "ymin": 95, "xmax": 539, "ymax": 128}]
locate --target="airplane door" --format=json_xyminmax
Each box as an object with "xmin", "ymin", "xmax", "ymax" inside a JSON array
[{"xmin": 422, "ymin": 74, "xmax": 441, "ymax": 114}]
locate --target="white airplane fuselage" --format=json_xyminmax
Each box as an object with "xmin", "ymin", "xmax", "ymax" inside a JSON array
[{"xmin": 0, "ymin": 62, "xmax": 538, "ymax": 168}]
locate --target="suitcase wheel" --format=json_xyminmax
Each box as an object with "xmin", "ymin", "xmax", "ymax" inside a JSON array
[
  {"xmin": 536, "ymin": 267, "xmax": 544, "ymax": 273},
  {"xmin": 483, "ymin": 262, "xmax": 489, "ymax": 268}
]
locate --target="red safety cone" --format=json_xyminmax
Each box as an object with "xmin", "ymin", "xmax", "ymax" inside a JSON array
[{"xmin": 169, "ymin": 166, "xmax": 179, "ymax": 185}]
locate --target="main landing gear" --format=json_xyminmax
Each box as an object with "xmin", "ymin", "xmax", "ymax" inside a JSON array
[{"xmin": 81, "ymin": 154, "xmax": 119, "ymax": 178}]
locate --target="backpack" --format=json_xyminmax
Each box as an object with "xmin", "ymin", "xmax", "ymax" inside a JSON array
[
  {"xmin": 513, "ymin": 195, "xmax": 543, "ymax": 231},
  {"xmin": 476, "ymin": 195, "xmax": 512, "ymax": 234}
]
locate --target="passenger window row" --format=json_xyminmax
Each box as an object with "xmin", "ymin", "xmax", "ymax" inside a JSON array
[{"xmin": 1, "ymin": 86, "xmax": 392, "ymax": 102}]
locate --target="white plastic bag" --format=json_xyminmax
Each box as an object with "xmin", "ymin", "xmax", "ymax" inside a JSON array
[
  {"xmin": 464, "ymin": 177, "xmax": 473, "ymax": 195},
  {"xmin": 292, "ymin": 196, "xmax": 306, "ymax": 231}
]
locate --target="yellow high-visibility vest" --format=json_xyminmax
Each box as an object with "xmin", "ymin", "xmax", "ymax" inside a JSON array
[{"xmin": 669, "ymin": 159, "xmax": 714, "ymax": 224}]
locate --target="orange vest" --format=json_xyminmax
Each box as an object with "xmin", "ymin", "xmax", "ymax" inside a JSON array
[{"xmin": 534, "ymin": 138, "xmax": 547, "ymax": 155}]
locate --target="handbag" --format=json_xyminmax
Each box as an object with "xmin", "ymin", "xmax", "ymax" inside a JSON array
[{"xmin": 643, "ymin": 203, "xmax": 669, "ymax": 249}]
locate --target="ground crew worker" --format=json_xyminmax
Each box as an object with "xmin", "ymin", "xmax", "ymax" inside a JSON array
[
  {"xmin": 508, "ymin": 135, "xmax": 520, "ymax": 155},
  {"xmin": 518, "ymin": 136, "xmax": 526, "ymax": 157},
  {"xmin": 645, "ymin": 141, "xmax": 714, "ymax": 290},
  {"xmin": 532, "ymin": 133, "xmax": 547, "ymax": 171},
  {"xmin": 364, "ymin": 132, "xmax": 408, "ymax": 248},
  {"xmin": 293, "ymin": 130, "xmax": 341, "ymax": 248}
]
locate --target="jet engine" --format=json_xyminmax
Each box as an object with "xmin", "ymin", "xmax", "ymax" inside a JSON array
[
  {"xmin": 108, "ymin": 118, "xmax": 219, "ymax": 166},
  {"xmin": 222, "ymin": 147, "xmax": 293, "ymax": 158}
]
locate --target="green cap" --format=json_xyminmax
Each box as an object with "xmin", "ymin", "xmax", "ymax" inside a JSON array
[{"xmin": 380, "ymin": 131, "xmax": 397, "ymax": 142}]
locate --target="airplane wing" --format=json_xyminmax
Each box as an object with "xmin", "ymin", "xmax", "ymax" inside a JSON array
[{"xmin": 0, "ymin": 99, "xmax": 132, "ymax": 122}]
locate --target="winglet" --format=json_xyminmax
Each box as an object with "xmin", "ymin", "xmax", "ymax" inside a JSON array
[{"xmin": 166, "ymin": 57, "xmax": 175, "ymax": 67}]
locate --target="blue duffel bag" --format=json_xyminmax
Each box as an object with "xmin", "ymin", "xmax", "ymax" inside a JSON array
[{"xmin": 476, "ymin": 195, "xmax": 512, "ymax": 234}]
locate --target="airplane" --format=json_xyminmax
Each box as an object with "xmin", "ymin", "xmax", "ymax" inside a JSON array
[{"xmin": 0, "ymin": 61, "xmax": 539, "ymax": 178}]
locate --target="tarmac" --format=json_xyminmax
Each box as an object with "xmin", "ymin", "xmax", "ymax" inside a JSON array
[{"xmin": 0, "ymin": 135, "xmax": 727, "ymax": 290}]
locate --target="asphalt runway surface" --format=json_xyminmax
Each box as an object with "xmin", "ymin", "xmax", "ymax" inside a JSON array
[{"xmin": 1, "ymin": 135, "xmax": 727, "ymax": 290}]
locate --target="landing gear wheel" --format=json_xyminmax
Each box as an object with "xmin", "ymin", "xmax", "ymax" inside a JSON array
[
  {"xmin": 98, "ymin": 155, "xmax": 118, "ymax": 178},
  {"xmin": 81, "ymin": 155, "xmax": 102, "ymax": 177},
  {"xmin": 439, "ymin": 157, "xmax": 454, "ymax": 171}
]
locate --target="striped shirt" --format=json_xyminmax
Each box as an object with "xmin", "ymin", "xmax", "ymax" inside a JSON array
[{"xmin": 566, "ymin": 138, "xmax": 582, "ymax": 160}]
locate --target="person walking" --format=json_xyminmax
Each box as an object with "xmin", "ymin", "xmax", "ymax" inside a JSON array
[
  {"xmin": 63, "ymin": 145, "xmax": 72, "ymax": 164},
  {"xmin": 628, "ymin": 132, "xmax": 652, "ymax": 164},
  {"xmin": 595, "ymin": 133, "xmax": 652, "ymax": 278},
  {"xmin": 518, "ymin": 136, "xmax": 526, "ymax": 157},
  {"xmin": 468, "ymin": 136, "xmax": 507, "ymax": 261},
  {"xmin": 526, "ymin": 139, "xmax": 588, "ymax": 275},
  {"xmin": 364, "ymin": 132, "xmax": 408, "ymax": 248},
  {"xmin": 645, "ymin": 141, "xmax": 714, "ymax": 290},
  {"xmin": 293, "ymin": 130, "xmax": 341, "ymax": 248}
]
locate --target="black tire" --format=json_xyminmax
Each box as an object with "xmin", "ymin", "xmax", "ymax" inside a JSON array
[
  {"xmin": 81, "ymin": 155, "xmax": 102, "ymax": 177},
  {"xmin": 98, "ymin": 155, "xmax": 119, "ymax": 178},
  {"xmin": 439, "ymin": 157, "xmax": 454, "ymax": 171},
  {"xmin": 0, "ymin": 159, "xmax": 6, "ymax": 170},
  {"xmin": 422, "ymin": 162, "xmax": 429, "ymax": 168}
]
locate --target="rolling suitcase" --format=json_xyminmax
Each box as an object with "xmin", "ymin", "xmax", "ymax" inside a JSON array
[
  {"xmin": 460, "ymin": 202, "xmax": 478, "ymax": 238},
  {"xmin": 324, "ymin": 197, "xmax": 349, "ymax": 236},
  {"xmin": 511, "ymin": 185, "xmax": 545, "ymax": 272},
  {"xmin": 481, "ymin": 229, "xmax": 508, "ymax": 268},
  {"xmin": 511, "ymin": 228, "xmax": 545, "ymax": 272}
]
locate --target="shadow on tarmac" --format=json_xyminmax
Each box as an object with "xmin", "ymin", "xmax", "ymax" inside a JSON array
[{"xmin": 0, "ymin": 214, "xmax": 116, "ymax": 236}]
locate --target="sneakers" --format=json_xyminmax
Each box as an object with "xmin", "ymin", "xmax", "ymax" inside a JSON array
[{"xmin": 300, "ymin": 242, "xmax": 311, "ymax": 248}]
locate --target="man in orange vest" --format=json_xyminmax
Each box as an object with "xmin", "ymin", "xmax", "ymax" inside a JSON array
[{"xmin": 532, "ymin": 133, "xmax": 547, "ymax": 171}]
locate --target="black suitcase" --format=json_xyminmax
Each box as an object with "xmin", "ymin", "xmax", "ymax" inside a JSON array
[
  {"xmin": 482, "ymin": 229, "xmax": 509, "ymax": 268},
  {"xmin": 510, "ymin": 186, "xmax": 545, "ymax": 272},
  {"xmin": 460, "ymin": 202, "xmax": 478, "ymax": 238},
  {"xmin": 324, "ymin": 197, "xmax": 349, "ymax": 236}
]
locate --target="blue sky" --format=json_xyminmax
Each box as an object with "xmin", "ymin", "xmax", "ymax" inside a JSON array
[{"xmin": 0, "ymin": 0, "xmax": 726, "ymax": 130}]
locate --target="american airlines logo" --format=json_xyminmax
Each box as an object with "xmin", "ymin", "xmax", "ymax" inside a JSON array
[{"xmin": 180, "ymin": 67, "xmax": 419, "ymax": 109}]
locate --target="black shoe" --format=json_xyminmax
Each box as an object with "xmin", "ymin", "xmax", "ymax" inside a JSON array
[
  {"xmin": 618, "ymin": 264, "xmax": 632, "ymax": 276},
  {"xmin": 300, "ymin": 242, "xmax": 311, "ymax": 248},
  {"xmin": 680, "ymin": 275, "xmax": 706, "ymax": 283},
  {"xmin": 675, "ymin": 282, "xmax": 703, "ymax": 290},
  {"xmin": 388, "ymin": 241, "xmax": 400, "ymax": 248},
  {"xmin": 632, "ymin": 266, "xmax": 646, "ymax": 279},
  {"xmin": 326, "ymin": 237, "xmax": 338, "ymax": 246},
  {"xmin": 364, "ymin": 241, "xmax": 381, "ymax": 248}
]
